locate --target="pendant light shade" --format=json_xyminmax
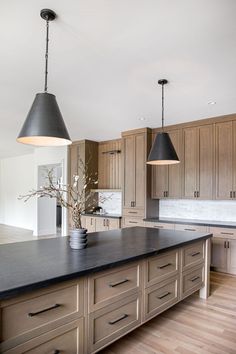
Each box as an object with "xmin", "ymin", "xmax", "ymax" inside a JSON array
[
  {"xmin": 147, "ymin": 79, "xmax": 179, "ymax": 165},
  {"xmin": 17, "ymin": 9, "xmax": 71, "ymax": 147},
  {"xmin": 17, "ymin": 93, "xmax": 71, "ymax": 146}
]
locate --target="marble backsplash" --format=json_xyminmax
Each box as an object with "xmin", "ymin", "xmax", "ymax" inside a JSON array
[
  {"xmin": 159, "ymin": 199, "xmax": 236, "ymax": 222},
  {"xmin": 98, "ymin": 192, "xmax": 122, "ymax": 215}
]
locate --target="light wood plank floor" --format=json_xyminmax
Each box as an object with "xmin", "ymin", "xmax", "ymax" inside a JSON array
[
  {"xmin": 99, "ymin": 272, "xmax": 236, "ymax": 354},
  {"xmin": 0, "ymin": 224, "xmax": 60, "ymax": 244}
]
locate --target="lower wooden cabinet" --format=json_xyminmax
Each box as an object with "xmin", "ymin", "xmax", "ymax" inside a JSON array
[
  {"xmin": 181, "ymin": 265, "xmax": 204, "ymax": 299},
  {"xmin": 145, "ymin": 221, "xmax": 175, "ymax": 230},
  {"xmin": 175, "ymin": 224, "xmax": 208, "ymax": 233},
  {"xmin": 81, "ymin": 215, "xmax": 121, "ymax": 233},
  {"xmin": 122, "ymin": 216, "xmax": 144, "ymax": 228}
]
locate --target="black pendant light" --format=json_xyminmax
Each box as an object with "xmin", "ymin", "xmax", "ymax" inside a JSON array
[
  {"xmin": 17, "ymin": 9, "xmax": 71, "ymax": 146},
  {"xmin": 147, "ymin": 79, "xmax": 179, "ymax": 165}
]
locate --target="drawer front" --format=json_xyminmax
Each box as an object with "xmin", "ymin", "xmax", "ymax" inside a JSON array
[
  {"xmin": 144, "ymin": 277, "xmax": 179, "ymax": 321},
  {"xmin": 123, "ymin": 208, "xmax": 145, "ymax": 217},
  {"xmin": 122, "ymin": 216, "xmax": 144, "ymax": 227},
  {"xmin": 89, "ymin": 294, "xmax": 140, "ymax": 352},
  {"xmin": 175, "ymin": 224, "xmax": 207, "ymax": 233},
  {"xmin": 3, "ymin": 319, "xmax": 84, "ymax": 354},
  {"xmin": 145, "ymin": 222, "xmax": 175, "ymax": 230},
  {"xmin": 209, "ymin": 227, "xmax": 236, "ymax": 240},
  {"xmin": 145, "ymin": 250, "xmax": 179, "ymax": 287},
  {"xmin": 89, "ymin": 264, "xmax": 140, "ymax": 311},
  {"xmin": 182, "ymin": 241, "xmax": 204, "ymax": 270},
  {"xmin": 182, "ymin": 266, "xmax": 204, "ymax": 299},
  {"xmin": 2, "ymin": 283, "xmax": 83, "ymax": 341}
]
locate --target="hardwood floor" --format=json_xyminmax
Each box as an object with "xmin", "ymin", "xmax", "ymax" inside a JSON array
[
  {"xmin": 99, "ymin": 272, "xmax": 236, "ymax": 354},
  {"xmin": 0, "ymin": 224, "xmax": 61, "ymax": 244}
]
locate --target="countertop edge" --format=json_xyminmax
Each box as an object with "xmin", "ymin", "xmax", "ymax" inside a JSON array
[{"xmin": 144, "ymin": 218, "xmax": 236, "ymax": 229}]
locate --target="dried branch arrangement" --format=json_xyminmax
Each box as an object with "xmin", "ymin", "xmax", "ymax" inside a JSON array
[{"xmin": 19, "ymin": 158, "xmax": 107, "ymax": 229}]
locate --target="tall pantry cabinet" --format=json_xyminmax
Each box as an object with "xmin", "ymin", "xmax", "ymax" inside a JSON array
[{"xmin": 122, "ymin": 128, "xmax": 159, "ymax": 227}]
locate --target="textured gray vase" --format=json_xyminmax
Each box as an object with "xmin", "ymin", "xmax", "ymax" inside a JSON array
[{"xmin": 69, "ymin": 228, "xmax": 88, "ymax": 249}]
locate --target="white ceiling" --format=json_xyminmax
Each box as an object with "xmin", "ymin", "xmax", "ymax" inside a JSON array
[{"xmin": 0, "ymin": 0, "xmax": 236, "ymax": 158}]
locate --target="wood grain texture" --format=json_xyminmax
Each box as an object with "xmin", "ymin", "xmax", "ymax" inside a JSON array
[{"xmin": 99, "ymin": 272, "xmax": 236, "ymax": 354}]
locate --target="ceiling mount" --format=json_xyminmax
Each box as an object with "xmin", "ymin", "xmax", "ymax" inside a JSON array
[
  {"xmin": 158, "ymin": 79, "xmax": 168, "ymax": 86},
  {"xmin": 40, "ymin": 9, "xmax": 56, "ymax": 21}
]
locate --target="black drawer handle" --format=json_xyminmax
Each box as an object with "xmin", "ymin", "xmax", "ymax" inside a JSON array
[
  {"xmin": 191, "ymin": 251, "xmax": 201, "ymax": 257},
  {"xmin": 154, "ymin": 225, "xmax": 164, "ymax": 229},
  {"xmin": 109, "ymin": 313, "xmax": 128, "ymax": 325},
  {"xmin": 220, "ymin": 232, "xmax": 234, "ymax": 236},
  {"xmin": 184, "ymin": 228, "xmax": 196, "ymax": 231},
  {"xmin": 28, "ymin": 304, "xmax": 61, "ymax": 317},
  {"xmin": 157, "ymin": 291, "xmax": 171, "ymax": 300},
  {"xmin": 109, "ymin": 279, "xmax": 129, "ymax": 287},
  {"xmin": 128, "ymin": 211, "xmax": 138, "ymax": 214},
  {"xmin": 190, "ymin": 276, "xmax": 200, "ymax": 282},
  {"xmin": 129, "ymin": 221, "xmax": 138, "ymax": 224},
  {"xmin": 158, "ymin": 262, "xmax": 172, "ymax": 269}
]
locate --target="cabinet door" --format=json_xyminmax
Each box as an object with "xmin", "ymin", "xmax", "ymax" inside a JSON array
[
  {"xmin": 168, "ymin": 129, "xmax": 182, "ymax": 198},
  {"xmin": 85, "ymin": 217, "xmax": 96, "ymax": 233},
  {"xmin": 227, "ymin": 240, "xmax": 236, "ymax": 275},
  {"xmin": 123, "ymin": 136, "xmax": 135, "ymax": 208},
  {"xmin": 95, "ymin": 218, "xmax": 108, "ymax": 232},
  {"xmin": 215, "ymin": 121, "xmax": 233, "ymax": 199},
  {"xmin": 152, "ymin": 163, "xmax": 168, "ymax": 199},
  {"xmin": 183, "ymin": 127, "xmax": 198, "ymax": 198},
  {"xmin": 107, "ymin": 218, "xmax": 120, "ymax": 230},
  {"xmin": 198, "ymin": 124, "xmax": 214, "ymax": 199},
  {"xmin": 134, "ymin": 133, "xmax": 146, "ymax": 208},
  {"xmin": 211, "ymin": 237, "xmax": 227, "ymax": 272}
]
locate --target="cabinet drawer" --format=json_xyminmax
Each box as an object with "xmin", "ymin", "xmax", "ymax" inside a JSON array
[
  {"xmin": 145, "ymin": 222, "xmax": 175, "ymax": 230},
  {"xmin": 209, "ymin": 227, "xmax": 236, "ymax": 240},
  {"xmin": 1, "ymin": 282, "xmax": 83, "ymax": 342},
  {"xmin": 122, "ymin": 217, "xmax": 144, "ymax": 227},
  {"xmin": 182, "ymin": 266, "xmax": 204, "ymax": 299},
  {"xmin": 175, "ymin": 224, "xmax": 207, "ymax": 233},
  {"xmin": 144, "ymin": 277, "xmax": 179, "ymax": 321},
  {"xmin": 123, "ymin": 208, "xmax": 145, "ymax": 217},
  {"xmin": 3, "ymin": 318, "xmax": 84, "ymax": 354},
  {"xmin": 88, "ymin": 264, "xmax": 140, "ymax": 311},
  {"xmin": 145, "ymin": 250, "xmax": 179, "ymax": 287},
  {"xmin": 88, "ymin": 294, "xmax": 140, "ymax": 353},
  {"xmin": 182, "ymin": 241, "xmax": 204, "ymax": 270}
]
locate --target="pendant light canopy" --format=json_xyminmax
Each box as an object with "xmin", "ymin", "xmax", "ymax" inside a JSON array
[
  {"xmin": 17, "ymin": 9, "xmax": 71, "ymax": 147},
  {"xmin": 147, "ymin": 79, "xmax": 179, "ymax": 165}
]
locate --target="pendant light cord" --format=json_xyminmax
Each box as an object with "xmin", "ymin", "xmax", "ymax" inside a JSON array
[
  {"xmin": 161, "ymin": 83, "xmax": 164, "ymax": 132},
  {"xmin": 44, "ymin": 18, "xmax": 49, "ymax": 92}
]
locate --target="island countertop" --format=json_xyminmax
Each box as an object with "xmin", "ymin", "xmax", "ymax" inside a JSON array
[{"xmin": 0, "ymin": 227, "xmax": 212, "ymax": 300}]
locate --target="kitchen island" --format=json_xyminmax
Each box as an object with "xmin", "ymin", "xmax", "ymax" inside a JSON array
[{"xmin": 0, "ymin": 227, "xmax": 212, "ymax": 354}]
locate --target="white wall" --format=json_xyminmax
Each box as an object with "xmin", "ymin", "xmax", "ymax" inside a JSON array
[
  {"xmin": 159, "ymin": 199, "xmax": 236, "ymax": 222},
  {"xmin": 0, "ymin": 154, "xmax": 35, "ymax": 230},
  {"xmin": 98, "ymin": 192, "xmax": 122, "ymax": 215}
]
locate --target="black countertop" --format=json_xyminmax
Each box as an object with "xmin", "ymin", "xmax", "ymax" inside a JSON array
[
  {"xmin": 83, "ymin": 213, "xmax": 122, "ymax": 219},
  {"xmin": 0, "ymin": 227, "xmax": 211, "ymax": 300},
  {"xmin": 144, "ymin": 217, "xmax": 236, "ymax": 229}
]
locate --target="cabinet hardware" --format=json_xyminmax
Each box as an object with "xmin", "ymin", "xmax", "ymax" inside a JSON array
[
  {"xmin": 194, "ymin": 191, "xmax": 196, "ymax": 198},
  {"xmin": 108, "ymin": 313, "xmax": 128, "ymax": 325},
  {"xmin": 166, "ymin": 191, "xmax": 169, "ymax": 197},
  {"xmin": 133, "ymin": 201, "xmax": 136, "ymax": 207},
  {"xmin": 158, "ymin": 262, "xmax": 172, "ymax": 269},
  {"xmin": 190, "ymin": 276, "xmax": 200, "ymax": 282},
  {"xmin": 109, "ymin": 279, "xmax": 129, "ymax": 287},
  {"xmin": 129, "ymin": 221, "xmax": 138, "ymax": 224},
  {"xmin": 197, "ymin": 191, "xmax": 200, "ymax": 198},
  {"xmin": 28, "ymin": 303, "xmax": 61, "ymax": 317},
  {"xmin": 103, "ymin": 219, "xmax": 106, "ymax": 227},
  {"xmin": 184, "ymin": 228, "xmax": 196, "ymax": 232},
  {"xmin": 90, "ymin": 218, "xmax": 93, "ymax": 226},
  {"xmin": 157, "ymin": 291, "xmax": 171, "ymax": 299},
  {"xmin": 154, "ymin": 225, "xmax": 164, "ymax": 229},
  {"xmin": 128, "ymin": 211, "xmax": 137, "ymax": 214},
  {"xmin": 191, "ymin": 251, "xmax": 201, "ymax": 257},
  {"xmin": 230, "ymin": 191, "xmax": 233, "ymax": 198},
  {"xmin": 224, "ymin": 241, "xmax": 227, "ymax": 248},
  {"xmin": 130, "ymin": 201, "xmax": 133, "ymax": 207},
  {"xmin": 106, "ymin": 219, "xmax": 109, "ymax": 227},
  {"xmin": 163, "ymin": 191, "xmax": 165, "ymax": 197},
  {"xmin": 220, "ymin": 232, "xmax": 234, "ymax": 236},
  {"xmin": 54, "ymin": 351, "xmax": 60, "ymax": 354},
  {"xmin": 227, "ymin": 241, "xmax": 230, "ymax": 248},
  {"xmin": 102, "ymin": 149, "xmax": 121, "ymax": 155},
  {"xmin": 234, "ymin": 191, "xmax": 236, "ymax": 198}
]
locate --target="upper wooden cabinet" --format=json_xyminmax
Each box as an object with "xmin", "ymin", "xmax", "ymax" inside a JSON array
[
  {"xmin": 98, "ymin": 139, "xmax": 122, "ymax": 189},
  {"xmin": 215, "ymin": 121, "xmax": 236, "ymax": 199},
  {"xmin": 183, "ymin": 124, "xmax": 214, "ymax": 199},
  {"xmin": 152, "ymin": 129, "xmax": 182, "ymax": 199},
  {"xmin": 122, "ymin": 128, "xmax": 158, "ymax": 218}
]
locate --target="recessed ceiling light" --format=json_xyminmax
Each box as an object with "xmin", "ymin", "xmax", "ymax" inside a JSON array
[
  {"xmin": 139, "ymin": 117, "xmax": 147, "ymax": 121},
  {"xmin": 208, "ymin": 101, "xmax": 216, "ymax": 105}
]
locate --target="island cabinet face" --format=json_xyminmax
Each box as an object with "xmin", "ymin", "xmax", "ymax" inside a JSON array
[{"xmin": 0, "ymin": 238, "xmax": 210, "ymax": 354}]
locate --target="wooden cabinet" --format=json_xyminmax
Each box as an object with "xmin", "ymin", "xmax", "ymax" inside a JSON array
[
  {"xmin": 81, "ymin": 215, "xmax": 121, "ymax": 233},
  {"xmin": 183, "ymin": 124, "xmax": 214, "ymax": 199},
  {"xmin": 152, "ymin": 129, "xmax": 182, "ymax": 199},
  {"xmin": 211, "ymin": 237, "xmax": 227, "ymax": 272},
  {"xmin": 215, "ymin": 121, "xmax": 236, "ymax": 199},
  {"xmin": 98, "ymin": 139, "xmax": 122, "ymax": 189},
  {"xmin": 228, "ymin": 239, "xmax": 236, "ymax": 274}
]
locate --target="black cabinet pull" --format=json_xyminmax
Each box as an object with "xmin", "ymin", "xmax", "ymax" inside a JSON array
[
  {"xmin": 227, "ymin": 241, "xmax": 230, "ymax": 248},
  {"xmin": 128, "ymin": 211, "xmax": 138, "ymax": 214},
  {"xmin": 166, "ymin": 191, "xmax": 169, "ymax": 197},
  {"xmin": 224, "ymin": 241, "xmax": 227, "ymax": 248},
  {"xmin": 157, "ymin": 291, "xmax": 171, "ymax": 300},
  {"xmin": 184, "ymin": 228, "xmax": 196, "ymax": 232},
  {"xmin": 220, "ymin": 232, "xmax": 234, "ymax": 236},
  {"xmin": 154, "ymin": 225, "xmax": 164, "ymax": 229},
  {"xmin": 109, "ymin": 279, "xmax": 129, "ymax": 287},
  {"xmin": 191, "ymin": 251, "xmax": 200, "ymax": 257},
  {"xmin": 194, "ymin": 191, "xmax": 196, "ymax": 198},
  {"xmin": 28, "ymin": 304, "xmax": 61, "ymax": 317},
  {"xmin": 158, "ymin": 262, "xmax": 172, "ymax": 269},
  {"xmin": 230, "ymin": 191, "xmax": 233, "ymax": 198},
  {"xmin": 109, "ymin": 313, "xmax": 128, "ymax": 325},
  {"xmin": 129, "ymin": 221, "xmax": 138, "ymax": 224},
  {"xmin": 197, "ymin": 191, "xmax": 200, "ymax": 198},
  {"xmin": 190, "ymin": 276, "xmax": 200, "ymax": 282}
]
